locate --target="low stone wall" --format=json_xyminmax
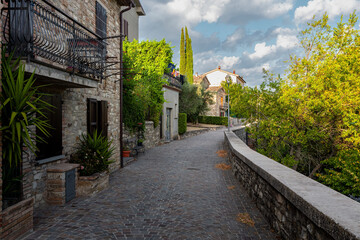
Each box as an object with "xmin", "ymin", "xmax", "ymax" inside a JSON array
[
  {"xmin": 224, "ymin": 130, "xmax": 360, "ymax": 240},
  {"xmin": 1, "ymin": 198, "xmax": 34, "ymax": 240},
  {"xmin": 144, "ymin": 121, "xmax": 160, "ymax": 150},
  {"xmin": 77, "ymin": 171, "xmax": 109, "ymax": 197}
]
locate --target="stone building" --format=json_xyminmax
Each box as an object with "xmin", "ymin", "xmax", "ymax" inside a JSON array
[
  {"xmin": 194, "ymin": 66, "xmax": 246, "ymax": 117},
  {"xmin": 0, "ymin": 0, "xmax": 144, "ymax": 239}
]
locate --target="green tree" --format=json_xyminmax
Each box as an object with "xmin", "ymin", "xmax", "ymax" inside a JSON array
[
  {"xmin": 228, "ymin": 12, "xmax": 360, "ymax": 197},
  {"xmin": 123, "ymin": 39, "xmax": 174, "ymax": 129},
  {"xmin": 186, "ymin": 38, "xmax": 193, "ymax": 84},
  {"xmin": 180, "ymin": 28, "xmax": 186, "ymax": 75},
  {"xmin": 179, "ymin": 81, "xmax": 213, "ymax": 123}
]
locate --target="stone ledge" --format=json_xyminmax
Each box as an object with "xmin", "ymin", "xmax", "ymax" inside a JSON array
[
  {"xmin": 225, "ymin": 131, "xmax": 360, "ymax": 240},
  {"xmin": 47, "ymin": 163, "xmax": 80, "ymax": 173}
]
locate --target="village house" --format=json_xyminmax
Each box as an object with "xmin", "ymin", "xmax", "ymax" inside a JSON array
[
  {"xmin": 0, "ymin": 0, "xmax": 144, "ymax": 239},
  {"xmin": 194, "ymin": 66, "xmax": 245, "ymax": 117}
]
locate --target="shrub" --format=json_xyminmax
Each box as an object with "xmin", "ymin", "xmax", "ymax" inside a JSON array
[
  {"xmin": 178, "ymin": 113, "xmax": 187, "ymax": 134},
  {"xmin": 198, "ymin": 116, "xmax": 228, "ymax": 126},
  {"xmin": 317, "ymin": 149, "xmax": 360, "ymax": 197},
  {"xmin": 71, "ymin": 130, "xmax": 115, "ymax": 176}
]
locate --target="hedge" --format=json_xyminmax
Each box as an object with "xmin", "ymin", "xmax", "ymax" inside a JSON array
[
  {"xmin": 178, "ymin": 113, "xmax": 187, "ymax": 134},
  {"xmin": 198, "ymin": 116, "xmax": 228, "ymax": 126}
]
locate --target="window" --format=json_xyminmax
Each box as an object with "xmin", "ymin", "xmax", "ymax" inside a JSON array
[
  {"xmin": 123, "ymin": 19, "xmax": 129, "ymax": 38},
  {"xmin": 36, "ymin": 94, "xmax": 63, "ymax": 160},
  {"xmin": 87, "ymin": 98, "xmax": 108, "ymax": 137},
  {"xmin": 96, "ymin": 2, "xmax": 107, "ymax": 39}
]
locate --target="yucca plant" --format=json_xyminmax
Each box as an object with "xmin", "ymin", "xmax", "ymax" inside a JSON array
[
  {"xmin": 71, "ymin": 130, "xmax": 115, "ymax": 176},
  {"xmin": 1, "ymin": 50, "xmax": 53, "ymax": 204}
]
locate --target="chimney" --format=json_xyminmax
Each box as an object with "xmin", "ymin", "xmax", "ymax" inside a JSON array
[
  {"xmin": 233, "ymin": 70, "xmax": 236, "ymax": 74},
  {"xmin": 218, "ymin": 65, "xmax": 221, "ymax": 69}
]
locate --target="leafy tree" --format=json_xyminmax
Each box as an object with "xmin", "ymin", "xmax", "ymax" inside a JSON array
[
  {"xmin": 186, "ymin": 38, "xmax": 193, "ymax": 84},
  {"xmin": 123, "ymin": 39, "xmax": 174, "ymax": 130},
  {"xmin": 179, "ymin": 81, "xmax": 213, "ymax": 123},
  {"xmin": 180, "ymin": 28, "xmax": 186, "ymax": 75},
  {"xmin": 229, "ymin": 13, "xmax": 360, "ymax": 197}
]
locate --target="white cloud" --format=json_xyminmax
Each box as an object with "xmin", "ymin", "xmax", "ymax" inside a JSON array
[
  {"xmin": 294, "ymin": 0, "xmax": 360, "ymax": 23},
  {"xmin": 220, "ymin": 56, "xmax": 240, "ymax": 69},
  {"xmin": 246, "ymin": 29, "xmax": 298, "ymax": 60}
]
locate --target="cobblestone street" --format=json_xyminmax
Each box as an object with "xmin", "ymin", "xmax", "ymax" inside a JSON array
[{"xmin": 24, "ymin": 129, "xmax": 277, "ymax": 240}]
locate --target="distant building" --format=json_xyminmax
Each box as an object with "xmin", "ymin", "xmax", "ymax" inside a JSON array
[{"xmin": 194, "ymin": 66, "xmax": 245, "ymax": 117}]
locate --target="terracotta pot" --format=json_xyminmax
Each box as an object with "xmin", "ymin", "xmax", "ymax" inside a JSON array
[{"xmin": 122, "ymin": 150, "xmax": 130, "ymax": 157}]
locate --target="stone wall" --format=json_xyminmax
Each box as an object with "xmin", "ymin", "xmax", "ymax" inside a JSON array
[
  {"xmin": 224, "ymin": 131, "xmax": 360, "ymax": 240},
  {"xmin": 144, "ymin": 121, "xmax": 160, "ymax": 150}
]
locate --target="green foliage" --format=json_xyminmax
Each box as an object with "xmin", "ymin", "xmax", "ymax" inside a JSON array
[
  {"xmin": 1, "ymin": 51, "xmax": 53, "ymax": 167},
  {"xmin": 186, "ymin": 38, "xmax": 193, "ymax": 84},
  {"xmin": 178, "ymin": 113, "xmax": 187, "ymax": 134},
  {"xmin": 179, "ymin": 81, "xmax": 213, "ymax": 123},
  {"xmin": 179, "ymin": 26, "xmax": 193, "ymax": 83},
  {"xmin": 71, "ymin": 130, "xmax": 114, "ymax": 176},
  {"xmin": 198, "ymin": 116, "xmax": 228, "ymax": 126},
  {"xmin": 317, "ymin": 149, "xmax": 360, "ymax": 197},
  {"xmin": 229, "ymin": 12, "xmax": 360, "ymax": 197},
  {"xmin": 123, "ymin": 39, "xmax": 173, "ymax": 130},
  {"xmin": 1, "ymin": 50, "xmax": 53, "ymax": 204},
  {"xmin": 180, "ymin": 28, "xmax": 186, "ymax": 75}
]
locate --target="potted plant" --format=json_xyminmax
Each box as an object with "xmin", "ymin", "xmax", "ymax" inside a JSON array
[
  {"xmin": 71, "ymin": 130, "xmax": 114, "ymax": 176},
  {"xmin": 137, "ymin": 138, "xmax": 144, "ymax": 146},
  {"xmin": 122, "ymin": 145, "xmax": 131, "ymax": 157}
]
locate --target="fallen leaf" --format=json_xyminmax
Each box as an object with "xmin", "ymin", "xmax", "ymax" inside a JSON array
[
  {"xmin": 227, "ymin": 185, "xmax": 235, "ymax": 190},
  {"xmin": 216, "ymin": 150, "xmax": 228, "ymax": 158},
  {"xmin": 237, "ymin": 213, "xmax": 255, "ymax": 227},
  {"xmin": 215, "ymin": 163, "xmax": 231, "ymax": 170}
]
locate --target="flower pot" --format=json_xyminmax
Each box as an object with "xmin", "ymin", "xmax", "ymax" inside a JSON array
[{"xmin": 122, "ymin": 150, "xmax": 131, "ymax": 157}]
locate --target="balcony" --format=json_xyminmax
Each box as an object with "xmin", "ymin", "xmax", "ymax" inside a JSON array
[
  {"xmin": 2, "ymin": 0, "xmax": 107, "ymax": 87},
  {"xmin": 164, "ymin": 73, "xmax": 183, "ymax": 89}
]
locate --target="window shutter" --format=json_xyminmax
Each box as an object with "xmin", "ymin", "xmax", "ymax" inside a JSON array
[
  {"xmin": 99, "ymin": 100, "xmax": 108, "ymax": 137},
  {"xmin": 87, "ymin": 98, "xmax": 98, "ymax": 135},
  {"xmin": 96, "ymin": 2, "xmax": 107, "ymax": 38},
  {"xmin": 124, "ymin": 19, "xmax": 129, "ymax": 38}
]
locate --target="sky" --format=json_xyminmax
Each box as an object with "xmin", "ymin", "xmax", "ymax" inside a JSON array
[{"xmin": 139, "ymin": 0, "xmax": 360, "ymax": 86}]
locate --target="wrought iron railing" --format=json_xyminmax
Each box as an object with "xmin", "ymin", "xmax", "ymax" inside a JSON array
[
  {"xmin": 220, "ymin": 102, "xmax": 229, "ymax": 109},
  {"xmin": 2, "ymin": 0, "xmax": 106, "ymax": 80},
  {"xmin": 164, "ymin": 73, "xmax": 183, "ymax": 89}
]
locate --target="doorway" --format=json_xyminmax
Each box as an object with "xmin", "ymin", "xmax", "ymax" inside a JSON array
[{"xmin": 165, "ymin": 108, "xmax": 172, "ymax": 141}]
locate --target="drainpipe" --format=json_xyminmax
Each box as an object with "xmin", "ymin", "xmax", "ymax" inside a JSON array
[{"xmin": 120, "ymin": 1, "xmax": 135, "ymax": 168}]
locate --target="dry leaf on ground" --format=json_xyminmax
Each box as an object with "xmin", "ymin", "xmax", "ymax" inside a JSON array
[
  {"xmin": 237, "ymin": 213, "xmax": 255, "ymax": 227},
  {"xmin": 227, "ymin": 185, "xmax": 235, "ymax": 190},
  {"xmin": 216, "ymin": 150, "xmax": 228, "ymax": 158},
  {"xmin": 215, "ymin": 163, "xmax": 231, "ymax": 170}
]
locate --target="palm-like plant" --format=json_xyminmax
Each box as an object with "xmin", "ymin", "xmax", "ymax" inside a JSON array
[{"xmin": 1, "ymin": 50, "xmax": 53, "ymax": 202}]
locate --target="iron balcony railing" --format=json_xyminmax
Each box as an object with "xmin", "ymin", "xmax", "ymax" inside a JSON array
[
  {"xmin": 2, "ymin": 0, "xmax": 106, "ymax": 80},
  {"xmin": 164, "ymin": 73, "xmax": 183, "ymax": 89},
  {"xmin": 220, "ymin": 102, "xmax": 229, "ymax": 109}
]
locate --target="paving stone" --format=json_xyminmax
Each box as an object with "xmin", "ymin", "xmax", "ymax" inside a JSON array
[{"xmin": 24, "ymin": 129, "xmax": 277, "ymax": 239}]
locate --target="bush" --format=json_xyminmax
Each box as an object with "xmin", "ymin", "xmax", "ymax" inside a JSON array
[
  {"xmin": 178, "ymin": 113, "xmax": 187, "ymax": 134},
  {"xmin": 198, "ymin": 116, "xmax": 228, "ymax": 126},
  {"xmin": 317, "ymin": 149, "xmax": 360, "ymax": 197},
  {"xmin": 71, "ymin": 130, "xmax": 115, "ymax": 176}
]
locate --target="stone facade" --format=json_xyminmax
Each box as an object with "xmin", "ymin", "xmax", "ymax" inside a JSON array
[
  {"xmin": 206, "ymin": 87, "xmax": 226, "ymax": 117},
  {"xmin": 225, "ymin": 131, "xmax": 360, "ymax": 240},
  {"xmin": 0, "ymin": 0, "xmax": 144, "ymax": 238},
  {"xmin": 144, "ymin": 121, "xmax": 161, "ymax": 150}
]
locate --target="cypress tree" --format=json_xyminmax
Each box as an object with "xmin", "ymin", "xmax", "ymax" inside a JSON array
[
  {"xmin": 186, "ymin": 38, "xmax": 193, "ymax": 84},
  {"xmin": 180, "ymin": 28, "xmax": 186, "ymax": 75}
]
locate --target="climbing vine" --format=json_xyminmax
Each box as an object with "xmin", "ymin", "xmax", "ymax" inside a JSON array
[{"xmin": 123, "ymin": 39, "xmax": 174, "ymax": 131}]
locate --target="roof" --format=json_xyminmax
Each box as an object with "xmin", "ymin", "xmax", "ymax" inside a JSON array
[
  {"xmin": 118, "ymin": 0, "xmax": 145, "ymax": 15},
  {"xmin": 193, "ymin": 75, "xmax": 210, "ymax": 85},
  {"xmin": 203, "ymin": 68, "xmax": 246, "ymax": 84},
  {"xmin": 206, "ymin": 86, "xmax": 224, "ymax": 92}
]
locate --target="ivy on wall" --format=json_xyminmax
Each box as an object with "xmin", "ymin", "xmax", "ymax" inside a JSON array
[{"xmin": 123, "ymin": 39, "xmax": 174, "ymax": 131}]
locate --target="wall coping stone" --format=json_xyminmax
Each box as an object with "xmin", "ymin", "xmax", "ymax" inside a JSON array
[
  {"xmin": 225, "ymin": 130, "xmax": 360, "ymax": 240},
  {"xmin": 47, "ymin": 163, "xmax": 80, "ymax": 173}
]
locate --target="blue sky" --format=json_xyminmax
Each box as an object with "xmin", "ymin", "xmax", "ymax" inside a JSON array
[{"xmin": 139, "ymin": 0, "xmax": 360, "ymax": 86}]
